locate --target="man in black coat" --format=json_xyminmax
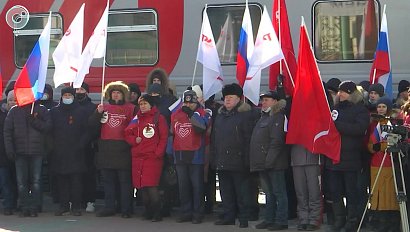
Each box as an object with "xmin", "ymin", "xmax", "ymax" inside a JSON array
[
  {"xmin": 75, "ymin": 82, "xmax": 98, "ymax": 213},
  {"xmin": 50, "ymin": 87, "xmax": 89, "ymax": 216},
  {"xmin": 326, "ymin": 81, "xmax": 370, "ymax": 231},
  {"xmin": 4, "ymin": 97, "xmax": 51, "ymax": 217},
  {"xmin": 211, "ymin": 83, "xmax": 256, "ymax": 228}
]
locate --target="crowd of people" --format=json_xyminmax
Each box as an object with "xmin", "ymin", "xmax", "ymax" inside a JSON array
[{"xmin": 0, "ymin": 67, "xmax": 409, "ymax": 232}]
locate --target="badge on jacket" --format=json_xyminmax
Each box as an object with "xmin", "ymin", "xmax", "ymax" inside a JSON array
[{"xmin": 143, "ymin": 125, "xmax": 155, "ymax": 138}]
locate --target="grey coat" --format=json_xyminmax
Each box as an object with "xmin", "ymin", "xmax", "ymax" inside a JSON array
[{"xmin": 249, "ymin": 100, "xmax": 288, "ymax": 172}]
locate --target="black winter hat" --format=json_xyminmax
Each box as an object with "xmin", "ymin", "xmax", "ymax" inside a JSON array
[
  {"xmin": 260, "ymin": 90, "xmax": 280, "ymax": 100},
  {"xmin": 128, "ymin": 83, "xmax": 141, "ymax": 96},
  {"xmin": 398, "ymin": 80, "xmax": 410, "ymax": 93},
  {"xmin": 4, "ymin": 81, "xmax": 16, "ymax": 97},
  {"xmin": 81, "ymin": 82, "xmax": 90, "ymax": 93},
  {"xmin": 326, "ymin": 78, "xmax": 341, "ymax": 92},
  {"xmin": 368, "ymin": 83, "xmax": 384, "ymax": 96},
  {"xmin": 61, "ymin": 86, "xmax": 76, "ymax": 96},
  {"xmin": 138, "ymin": 94, "xmax": 155, "ymax": 107},
  {"xmin": 147, "ymin": 83, "xmax": 163, "ymax": 95},
  {"xmin": 358, "ymin": 80, "xmax": 371, "ymax": 92},
  {"xmin": 338, "ymin": 81, "xmax": 357, "ymax": 94},
  {"xmin": 222, "ymin": 83, "xmax": 243, "ymax": 98}
]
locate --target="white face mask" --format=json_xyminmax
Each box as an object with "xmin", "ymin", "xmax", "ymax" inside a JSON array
[{"xmin": 62, "ymin": 98, "xmax": 74, "ymax": 105}]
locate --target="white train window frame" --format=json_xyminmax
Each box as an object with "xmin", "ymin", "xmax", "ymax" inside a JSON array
[
  {"xmin": 106, "ymin": 9, "xmax": 158, "ymax": 67},
  {"xmin": 313, "ymin": 0, "xmax": 380, "ymax": 63},
  {"xmin": 13, "ymin": 13, "xmax": 63, "ymax": 68}
]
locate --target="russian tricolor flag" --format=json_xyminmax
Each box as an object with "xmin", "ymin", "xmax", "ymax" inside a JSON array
[
  {"xmin": 236, "ymin": 2, "xmax": 254, "ymax": 87},
  {"xmin": 168, "ymin": 97, "xmax": 182, "ymax": 113},
  {"xmin": 14, "ymin": 13, "xmax": 51, "ymax": 106},
  {"xmin": 369, "ymin": 6, "xmax": 392, "ymax": 99}
]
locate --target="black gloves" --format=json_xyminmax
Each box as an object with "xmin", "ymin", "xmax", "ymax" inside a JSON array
[
  {"xmin": 181, "ymin": 106, "xmax": 194, "ymax": 118},
  {"xmin": 373, "ymin": 143, "xmax": 381, "ymax": 152}
]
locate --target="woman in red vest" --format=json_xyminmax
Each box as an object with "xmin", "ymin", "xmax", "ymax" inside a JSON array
[{"xmin": 124, "ymin": 94, "xmax": 168, "ymax": 222}]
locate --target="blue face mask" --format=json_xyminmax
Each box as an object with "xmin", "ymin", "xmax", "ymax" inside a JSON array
[{"xmin": 62, "ymin": 98, "xmax": 74, "ymax": 105}]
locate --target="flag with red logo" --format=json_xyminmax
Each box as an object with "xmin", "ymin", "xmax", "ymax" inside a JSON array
[
  {"xmin": 269, "ymin": 0, "xmax": 296, "ymax": 96},
  {"xmin": 286, "ymin": 19, "xmax": 341, "ymax": 163}
]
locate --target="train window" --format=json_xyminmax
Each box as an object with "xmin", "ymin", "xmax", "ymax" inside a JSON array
[
  {"xmin": 313, "ymin": 0, "xmax": 380, "ymax": 62},
  {"xmin": 207, "ymin": 4, "xmax": 262, "ymax": 64},
  {"xmin": 13, "ymin": 13, "xmax": 63, "ymax": 68},
  {"xmin": 106, "ymin": 10, "xmax": 158, "ymax": 66}
]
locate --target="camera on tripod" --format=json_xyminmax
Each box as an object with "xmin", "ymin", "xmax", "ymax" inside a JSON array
[{"xmin": 379, "ymin": 120, "xmax": 409, "ymax": 153}]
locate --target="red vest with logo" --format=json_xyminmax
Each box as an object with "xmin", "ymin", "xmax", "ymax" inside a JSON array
[
  {"xmin": 171, "ymin": 108, "xmax": 204, "ymax": 151},
  {"xmin": 101, "ymin": 103, "xmax": 135, "ymax": 140}
]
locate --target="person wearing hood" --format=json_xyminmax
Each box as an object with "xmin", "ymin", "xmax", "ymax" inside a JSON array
[
  {"xmin": 124, "ymin": 94, "xmax": 168, "ymax": 222},
  {"xmin": 39, "ymin": 84, "xmax": 58, "ymax": 110},
  {"xmin": 4, "ymin": 94, "xmax": 52, "ymax": 217},
  {"xmin": 75, "ymin": 82, "xmax": 98, "ymax": 213},
  {"xmin": 0, "ymin": 90, "xmax": 17, "ymax": 216},
  {"xmin": 50, "ymin": 87, "xmax": 88, "ymax": 216},
  {"xmin": 326, "ymin": 81, "xmax": 370, "ymax": 231},
  {"xmin": 90, "ymin": 81, "xmax": 136, "ymax": 218},
  {"xmin": 249, "ymin": 91, "xmax": 289, "ymax": 231},
  {"xmin": 211, "ymin": 83, "xmax": 257, "ymax": 228}
]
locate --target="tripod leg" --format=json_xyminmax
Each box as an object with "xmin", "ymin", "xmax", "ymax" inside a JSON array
[{"xmin": 390, "ymin": 151, "xmax": 409, "ymax": 232}]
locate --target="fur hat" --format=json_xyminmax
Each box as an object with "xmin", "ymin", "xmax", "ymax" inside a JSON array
[
  {"xmin": 260, "ymin": 90, "xmax": 280, "ymax": 100},
  {"xmin": 398, "ymin": 80, "xmax": 410, "ymax": 93},
  {"xmin": 222, "ymin": 83, "xmax": 243, "ymax": 98},
  {"xmin": 61, "ymin": 86, "xmax": 75, "ymax": 96},
  {"xmin": 103, "ymin": 81, "xmax": 129, "ymax": 100},
  {"xmin": 183, "ymin": 90, "xmax": 198, "ymax": 103},
  {"xmin": 147, "ymin": 83, "xmax": 163, "ymax": 95},
  {"xmin": 138, "ymin": 94, "xmax": 155, "ymax": 107},
  {"xmin": 368, "ymin": 83, "xmax": 384, "ymax": 96},
  {"xmin": 376, "ymin": 96, "xmax": 393, "ymax": 112},
  {"xmin": 326, "ymin": 78, "xmax": 341, "ymax": 92},
  {"xmin": 338, "ymin": 81, "xmax": 357, "ymax": 94}
]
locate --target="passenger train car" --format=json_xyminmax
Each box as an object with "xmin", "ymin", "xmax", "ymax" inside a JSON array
[{"xmin": 0, "ymin": 0, "xmax": 409, "ymax": 96}]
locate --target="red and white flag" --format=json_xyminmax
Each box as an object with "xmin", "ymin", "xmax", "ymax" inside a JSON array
[
  {"xmin": 269, "ymin": 0, "xmax": 297, "ymax": 96},
  {"xmin": 53, "ymin": 3, "xmax": 85, "ymax": 87},
  {"xmin": 74, "ymin": 0, "xmax": 108, "ymax": 88},
  {"xmin": 286, "ymin": 19, "xmax": 341, "ymax": 163},
  {"xmin": 197, "ymin": 7, "xmax": 223, "ymax": 101},
  {"xmin": 243, "ymin": 6, "xmax": 283, "ymax": 105}
]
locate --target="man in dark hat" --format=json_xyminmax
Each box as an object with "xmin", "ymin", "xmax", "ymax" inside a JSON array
[
  {"xmin": 326, "ymin": 81, "xmax": 370, "ymax": 231},
  {"xmin": 75, "ymin": 82, "xmax": 98, "ymax": 213},
  {"xmin": 212, "ymin": 83, "xmax": 256, "ymax": 228},
  {"xmin": 127, "ymin": 83, "xmax": 141, "ymax": 106},
  {"xmin": 395, "ymin": 80, "xmax": 409, "ymax": 108}
]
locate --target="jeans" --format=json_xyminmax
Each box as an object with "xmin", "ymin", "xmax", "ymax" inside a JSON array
[
  {"xmin": 176, "ymin": 163, "xmax": 204, "ymax": 218},
  {"xmin": 15, "ymin": 155, "xmax": 43, "ymax": 211},
  {"xmin": 218, "ymin": 170, "xmax": 251, "ymax": 222},
  {"xmin": 0, "ymin": 167, "xmax": 15, "ymax": 209},
  {"xmin": 260, "ymin": 169, "xmax": 288, "ymax": 225},
  {"xmin": 101, "ymin": 169, "xmax": 132, "ymax": 214}
]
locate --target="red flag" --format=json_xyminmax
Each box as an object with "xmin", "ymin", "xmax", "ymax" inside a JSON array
[
  {"xmin": 364, "ymin": 0, "xmax": 378, "ymax": 55},
  {"xmin": 286, "ymin": 20, "xmax": 341, "ymax": 163},
  {"xmin": 269, "ymin": 0, "xmax": 297, "ymax": 96}
]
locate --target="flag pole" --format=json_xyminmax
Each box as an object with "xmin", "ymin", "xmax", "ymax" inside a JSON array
[
  {"xmin": 282, "ymin": 58, "xmax": 295, "ymax": 87},
  {"xmin": 100, "ymin": 0, "xmax": 109, "ymax": 105},
  {"xmin": 278, "ymin": 0, "xmax": 283, "ymax": 74},
  {"xmin": 30, "ymin": 102, "xmax": 35, "ymax": 114}
]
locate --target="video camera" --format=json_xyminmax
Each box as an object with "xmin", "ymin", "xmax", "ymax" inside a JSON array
[{"xmin": 371, "ymin": 114, "xmax": 409, "ymax": 153}]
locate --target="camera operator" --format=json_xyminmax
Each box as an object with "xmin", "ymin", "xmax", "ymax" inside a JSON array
[{"xmin": 367, "ymin": 97, "xmax": 400, "ymax": 231}]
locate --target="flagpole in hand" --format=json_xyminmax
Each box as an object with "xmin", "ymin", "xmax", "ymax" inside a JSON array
[
  {"xmin": 100, "ymin": 0, "xmax": 109, "ymax": 105},
  {"xmin": 192, "ymin": 5, "xmax": 208, "ymax": 87}
]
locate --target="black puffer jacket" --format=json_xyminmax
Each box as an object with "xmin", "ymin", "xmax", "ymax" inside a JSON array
[
  {"xmin": 211, "ymin": 102, "xmax": 256, "ymax": 172},
  {"xmin": 50, "ymin": 102, "xmax": 88, "ymax": 174},
  {"xmin": 325, "ymin": 91, "xmax": 370, "ymax": 171},
  {"xmin": 0, "ymin": 105, "xmax": 11, "ymax": 167},
  {"xmin": 4, "ymin": 103, "xmax": 51, "ymax": 158},
  {"xmin": 249, "ymin": 100, "xmax": 288, "ymax": 172}
]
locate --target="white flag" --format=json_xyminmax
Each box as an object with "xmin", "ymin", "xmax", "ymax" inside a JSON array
[
  {"xmin": 52, "ymin": 4, "xmax": 84, "ymax": 87},
  {"xmin": 216, "ymin": 13, "xmax": 235, "ymax": 63},
  {"xmin": 74, "ymin": 0, "xmax": 108, "ymax": 88},
  {"xmin": 197, "ymin": 8, "xmax": 224, "ymax": 101},
  {"xmin": 243, "ymin": 6, "xmax": 284, "ymax": 105}
]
